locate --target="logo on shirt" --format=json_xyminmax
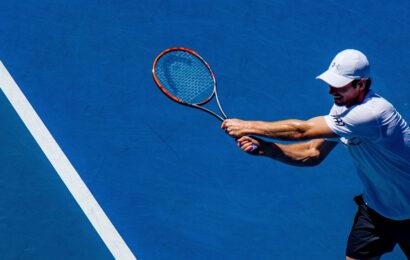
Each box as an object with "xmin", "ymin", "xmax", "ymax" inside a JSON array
[
  {"xmin": 346, "ymin": 137, "xmax": 362, "ymax": 146},
  {"xmin": 331, "ymin": 115, "xmax": 346, "ymax": 126},
  {"xmin": 341, "ymin": 137, "xmax": 362, "ymax": 146}
]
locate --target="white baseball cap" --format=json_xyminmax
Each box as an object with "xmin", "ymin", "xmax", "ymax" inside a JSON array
[{"xmin": 316, "ymin": 49, "xmax": 370, "ymax": 88}]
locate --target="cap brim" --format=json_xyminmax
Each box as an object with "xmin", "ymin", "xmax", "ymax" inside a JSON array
[{"xmin": 316, "ymin": 70, "xmax": 354, "ymax": 88}]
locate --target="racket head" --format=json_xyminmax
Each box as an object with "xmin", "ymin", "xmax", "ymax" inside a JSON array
[{"xmin": 152, "ymin": 47, "xmax": 216, "ymax": 105}]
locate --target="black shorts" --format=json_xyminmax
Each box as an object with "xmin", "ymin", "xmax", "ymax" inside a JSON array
[{"xmin": 346, "ymin": 195, "xmax": 410, "ymax": 259}]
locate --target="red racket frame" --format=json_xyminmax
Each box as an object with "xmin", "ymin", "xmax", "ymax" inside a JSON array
[
  {"xmin": 152, "ymin": 47, "xmax": 227, "ymax": 121},
  {"xmin": 152, "ymin": 47, "xmax": 217, "ymax": 106}
]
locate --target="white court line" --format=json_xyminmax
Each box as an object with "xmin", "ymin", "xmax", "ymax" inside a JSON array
[{"xmin": 0, "ymin": 61, "xmax": 136, "ymax": 260}]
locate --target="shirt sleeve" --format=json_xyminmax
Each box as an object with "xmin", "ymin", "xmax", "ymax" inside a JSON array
[{"xmin": 324, "ymin": 104, "xmax": 381, "ymax": 140}]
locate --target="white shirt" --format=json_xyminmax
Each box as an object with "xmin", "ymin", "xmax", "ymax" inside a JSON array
[{"xmin": 324, "ymin": 90, "xmax": 410, "ymax": 220}]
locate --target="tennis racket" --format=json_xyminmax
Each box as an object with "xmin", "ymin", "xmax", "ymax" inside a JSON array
[{"xmin": 152, "ymin": 47, "xmax": 257, "ymax": 151}]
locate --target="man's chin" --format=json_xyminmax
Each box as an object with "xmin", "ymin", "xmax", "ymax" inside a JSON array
[{"xmin": 334, "ymin": 100, "xmax": 345, "ymax": 106}]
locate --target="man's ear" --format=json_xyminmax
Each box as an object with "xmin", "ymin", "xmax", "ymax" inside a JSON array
[{"xmin": 355, "ymin": 79, "xmax": 366, "ymax": 89}]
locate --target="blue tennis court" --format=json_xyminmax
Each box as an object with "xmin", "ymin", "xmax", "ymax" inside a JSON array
[{"xmin": 0, "ymin": 1, "xmax": 409, "ymax": 259}]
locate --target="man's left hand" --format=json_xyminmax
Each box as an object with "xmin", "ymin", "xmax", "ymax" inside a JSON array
[{"xmin": 221, "ymin": 119, "xmax": 251, "ymax": 138}]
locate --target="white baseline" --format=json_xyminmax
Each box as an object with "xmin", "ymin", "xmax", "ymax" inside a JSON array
[{"xmin": 0, "ymin": 61, "xmax": 136, "ymax": 260}]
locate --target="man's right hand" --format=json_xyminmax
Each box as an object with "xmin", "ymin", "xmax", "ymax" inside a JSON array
[{"xmin": 236, "ymin": 136, "xmax": 264, "ymax": 155}]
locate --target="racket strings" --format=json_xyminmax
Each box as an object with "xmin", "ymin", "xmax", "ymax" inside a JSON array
[{"xmin": 154, "ymin": 50, "xmax": 215, "ymax": 104}]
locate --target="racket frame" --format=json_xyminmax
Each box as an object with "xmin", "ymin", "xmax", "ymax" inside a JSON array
[{"xmin": 152, "ymin": 47, "xmax": 227, "ymax": 121}]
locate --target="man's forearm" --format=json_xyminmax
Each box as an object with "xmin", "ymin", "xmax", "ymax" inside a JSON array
[
  {"xmin": 222, "ymin": 117, "xmax": 336, "ymax": 140},
  {"xmin": 247, "ymin": 120, "xmax": 310, "ymax": 140},
  {"xmin": 261, "ymin": 141, "xmax": 321, "ymax": 167}
]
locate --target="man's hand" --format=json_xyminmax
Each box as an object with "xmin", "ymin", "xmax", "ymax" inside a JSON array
[
  {"xmin": 221, "ymin": 119, "xmax": 252, "ymax": 138},
  {"xmin": 236, "ymin": 136, "xmax": 264, "ymax": 155}
]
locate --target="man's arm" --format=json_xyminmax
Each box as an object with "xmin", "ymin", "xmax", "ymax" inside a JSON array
[
  {"xmin": 222, "ymin": 116, "xmax": 338, "ymax": 140},
  {"xmin": 237, "ymin": 136, "xmax": 338, "ymax": 167}
]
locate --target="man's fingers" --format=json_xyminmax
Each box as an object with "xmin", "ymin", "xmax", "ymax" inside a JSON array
[
  {"xmin": 238, "ymin": 138, "xmax": 252, "ymax": 145},
  {"xmin": 239, "ymin": 141, "xmax": 252, "ymax": 150},
  {"xmin": 237, "ymin": 136, "xmax": 252, "ymax": 142},
  {"xmin": 239, "ymin": 136, "xmax": 259, "ymax": 144},
  {"xmin": 243, "ymin": 143, "xmax": 259, "ymax": 153},
  {"xmin": 237, "ymin": 136, "xmax": 246, "ymax": 142},
  {"xmin": 221, "ymin": 119, "xmax": 240, "ymax": 129},
  {"xmin": 237, "ymin": 138, "xmax": 249, "ymax": 146},
  {"xmin": 242, "ymin": 144, "xmax": 253, "ymax": 151}
]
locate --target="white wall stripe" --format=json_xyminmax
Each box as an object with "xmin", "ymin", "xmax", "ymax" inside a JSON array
[{"xmin": 0, "ymin": 61, "xmax": 136, "ymax": 260}]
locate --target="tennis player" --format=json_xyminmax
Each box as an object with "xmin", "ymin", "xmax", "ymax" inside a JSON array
[{"xmin": 221, "ymin": 49, "xmax": 410, "ymax": 259}]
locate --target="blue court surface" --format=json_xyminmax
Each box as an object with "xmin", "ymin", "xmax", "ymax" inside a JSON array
[{"xmin": 0, "ymin": 1, "xmax": 409, "ymax": 259}]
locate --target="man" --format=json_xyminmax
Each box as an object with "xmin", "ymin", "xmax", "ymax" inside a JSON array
[{"xmin": 221, "ymin": 49, "xmax": 410, "ymax": 259}]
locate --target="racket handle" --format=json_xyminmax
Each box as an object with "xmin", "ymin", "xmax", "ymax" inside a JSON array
[{"xmin": 250, "ymin": 144, "xmax": 258, "ymax": 153}]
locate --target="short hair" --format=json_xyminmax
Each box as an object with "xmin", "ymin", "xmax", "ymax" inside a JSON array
[{"xmin": 352, "ymin": 78, "xmax": 371, "ymax": 91}]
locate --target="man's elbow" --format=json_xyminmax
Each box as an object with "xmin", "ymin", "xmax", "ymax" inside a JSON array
[
  {"xmin": 303, "ymin": 149, "xmax": 324, "ymax": 167},
  {"xmin": 291, "ymin": 121, "xmax": 313, "ymax": 141},
  {"xmin": 292, "ymin": 157, "xmax": 322, "ymax": 167},
  {"xmin": 304, "ymin": 157, "xmax": 323, "ymax": 167}
]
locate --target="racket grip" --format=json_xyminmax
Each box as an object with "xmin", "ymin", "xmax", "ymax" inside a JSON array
[{"xmin": 250, "ymin": 144, "xmax": 258, "ymax": 153}]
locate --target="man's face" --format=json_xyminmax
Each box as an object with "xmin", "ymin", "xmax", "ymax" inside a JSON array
[{"xmin": 328, "ymin": 81, "xmax": 361, "ymax": 107}]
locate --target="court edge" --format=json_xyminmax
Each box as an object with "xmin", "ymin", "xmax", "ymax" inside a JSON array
[{"xmin": 0, "ymin": 61, "xmax": 136, "ymax": 260}]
